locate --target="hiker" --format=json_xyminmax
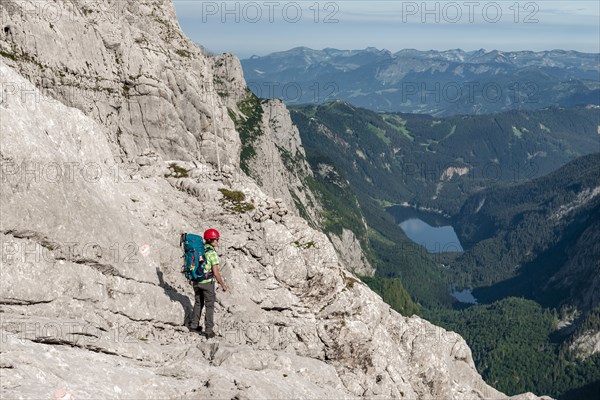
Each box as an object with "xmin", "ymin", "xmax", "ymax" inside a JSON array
[{"xmin": 188, "ymin": 228, "xmax": 228, "ymax": 338}]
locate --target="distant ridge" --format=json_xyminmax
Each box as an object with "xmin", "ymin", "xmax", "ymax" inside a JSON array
[{"xmin": 242, "ymin": 47, "xmax": 600, "ymax": 116}]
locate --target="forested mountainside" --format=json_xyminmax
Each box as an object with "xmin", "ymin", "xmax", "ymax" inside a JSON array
[
  {"xmin": 453, "ymin": 152, "xmax": 600, "ymax": 309},
  {"xmin": 290, "ymin": 100, "xmax": 600, "ymax": 399},
  {"xmin": 291, "ymin": 101, "xmax": 599, "ymax": 214}
]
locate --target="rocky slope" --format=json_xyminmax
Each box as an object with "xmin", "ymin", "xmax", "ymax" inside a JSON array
[
  {"xmin": 1, "ymin": 0, "xmax": 239, "ymax": 165},
  {"xmin": 230, "ymin": 94, "xmax": 374, "ymax": 276},
  {"xmin": 0, "ymin": 0, "xmax": 371, "ymax": 274},
  {"xmin": 1, "ymin": 0, "xmax": 544, "ymax": 398}
]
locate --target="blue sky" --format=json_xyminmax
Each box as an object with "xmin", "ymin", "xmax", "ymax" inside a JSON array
[{"xmin": 173, "ymin": 1, "xmax": 600, "ymax": 58}]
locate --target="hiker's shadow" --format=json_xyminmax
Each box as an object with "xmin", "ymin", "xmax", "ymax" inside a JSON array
[{"xmin": 156, "ymin": 268, "xmax": 193, "ymax": 326}]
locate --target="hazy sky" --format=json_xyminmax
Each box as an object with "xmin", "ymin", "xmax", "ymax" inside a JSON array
[{"xmin": 173, "ymin": 0, "xmax": 600, "ymax": 58}]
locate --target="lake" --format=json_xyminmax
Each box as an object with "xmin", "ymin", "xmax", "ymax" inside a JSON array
[
  {"xmin": 450, "ymin": 288, "xmax": 478, "ymax": 304},
  {"xmin": 399, "ymin": 218, "xmax": 464, "ymax": 253},
  {"xmin": 387, "ymin": 206, "xmax": 463, "ymax": 253}
]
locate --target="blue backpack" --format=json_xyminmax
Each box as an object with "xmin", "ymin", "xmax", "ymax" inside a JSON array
[{"xmin": 180, "ymin": 233, "xmax": 213, "ymax": 281}]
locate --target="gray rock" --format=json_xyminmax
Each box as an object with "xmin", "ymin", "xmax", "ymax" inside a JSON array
[
  {"xmin": 569, "ymin": 331, "xmax": 600, "ymax": 359},
  {"xmin": 329, "ymin": 228, "xmax": 375, "ymax": 276},
  {"xmin": 0, "ymin": 0, "xmax": 240, "ymax": 166},
  {"xmin": 234, "ymin": 97, "xmax": 322, "ymax": 225}
]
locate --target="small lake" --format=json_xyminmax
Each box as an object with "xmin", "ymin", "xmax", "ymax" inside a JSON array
[
  {"xmin": 387, "ymin": 206, "xmax": 463, "ymax": 253},
  {"xmin": 450, "ymin": 288, "xmax": 478, "ymax": 304},
  {"xmin": 399, "ymin": 218, "xmax": 463, "ymax": 253}
]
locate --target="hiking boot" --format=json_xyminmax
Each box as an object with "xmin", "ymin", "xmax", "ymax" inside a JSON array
[
  {"xmin": 188, "ymin": 325, "xmax": 203, "ymax": 333},
  {"xmin": 204, "ymin": 331, "xmax": 216, "ymax": 339}
]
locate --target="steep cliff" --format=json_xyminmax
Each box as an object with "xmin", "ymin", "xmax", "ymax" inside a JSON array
[
  {"xmin": 1, "ymin": 1, "xmax": 545, "ymax": 398},
  {"xmin": 222, "ymin": 65, "xmax": 373, "ymax": 275},
  {"xmin": 0, "ymin": 0, "xmax": 371, "ymax": 274},
  {"xmin": 1, "ymin": 0, "xmax": 239, "ymax": 165}
]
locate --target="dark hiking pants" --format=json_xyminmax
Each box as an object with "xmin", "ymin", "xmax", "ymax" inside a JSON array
[{"xmin": 190, "ymin": 281, "xmax": 216, "ymax": 334}]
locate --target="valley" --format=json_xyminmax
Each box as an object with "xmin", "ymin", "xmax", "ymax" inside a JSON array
[{"xmin": 285, "ymin": 100, "xmax": 600, "ymax": 399}]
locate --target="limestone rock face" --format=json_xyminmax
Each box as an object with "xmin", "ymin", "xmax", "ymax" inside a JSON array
[
  {"xmin": 330, "ymin": 228, "xmax": 375, "ymax": 277},
  {"xmin": 569, "ymin": 331, "xmax": 600, "ymax": 360},
  {"xmin": 0, "ymin": 1, "xmax": 550, "ymax": 399},
  {"xmin": 241, "ymin": 97, "xmax": 321, "ymax": 224},
  {"xmin": 212, "ymin": 53, "xmax": 248, "ymax": 111},
  {"xmin": 237, "ymin": 98, "xmax": 374, "ymax": 275},
  {"xmin": 0, "ymin": 0, "xmax": 240, "ymax": 166},
  {"xmin": 0, "ymin": 0, "xmax": 366, "ymax": 268}
]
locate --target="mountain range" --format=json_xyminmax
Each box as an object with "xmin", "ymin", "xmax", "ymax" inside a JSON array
[{"xmin": 242, "ymin": 47, "xmax": 600, "ymax": 115}]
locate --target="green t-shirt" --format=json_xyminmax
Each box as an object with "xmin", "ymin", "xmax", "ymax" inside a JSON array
[{"xmin": 200, "ymin": 243, "xmax": 219, "ymax": 283}]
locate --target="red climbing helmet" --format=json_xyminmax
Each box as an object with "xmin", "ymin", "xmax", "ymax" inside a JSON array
[{"xmin": 203, "ymin": 228, "xmax": 220, "ymax": 240}]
